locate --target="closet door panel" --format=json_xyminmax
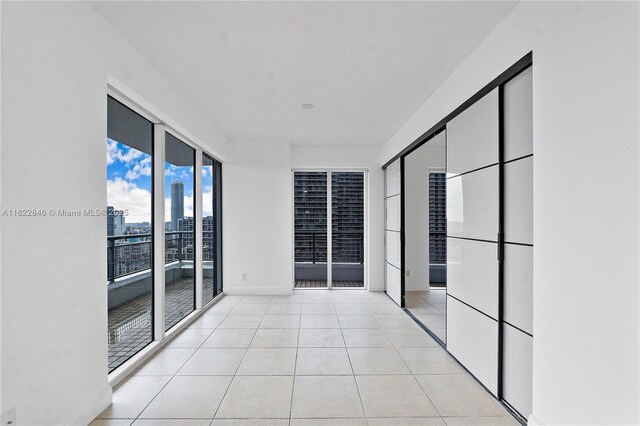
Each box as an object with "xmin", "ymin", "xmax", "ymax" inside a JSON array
[
  {"xmin": 504, "ymin": 244, "xmax": 533, "ymax": 335},
  {"xmin": 503, "ymin": 324, "xmax": 533, "ymax": 418},
  {"xmin": 504, "ymin": 157, "xmax": 533, "ymax": 245},
  {"xmin": 447, "ymin": 165, "xmax": 499, "ymax": 241},
  {"xmin": 385, "ymin": 195, "xmax": 400, "ymax": 232},
  {"xmin": 385, "ymin": 158, "xmax": 402, "ymax": 306},
  {"xmin": 447, "ymin": 296, "xmax": 498, "ymax": 395},
  {"xmin": 502, "ymin": 65, "xmax": 533, "ymax": 420},
  {"xmin": 447, "ymin": 88, "xmax": 499, "ymax": 176},
  {"xmin": 447, "ymin": 237, "xmax": 498, "ymax": 318},
  {"xmin": 386, "ymin": 263, "xmax": 402, "ymax": 306},
  {"xmin": 386, "ymin": 160, "xmax": 401, "ymax": 197},
  {"xmin": 504, "ymin": 67, "xmax": 533, "ymax": 162},
  {"xmin": 385, "ymin": 230, "xmax": 401, "ymax": 269}
]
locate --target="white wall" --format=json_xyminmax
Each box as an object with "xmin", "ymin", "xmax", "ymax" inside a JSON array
[
  {"xmin": 1, "ymin": 2, "xmax": 230, "ymax": 424},
  {"xmin": 223, "ymin": 142, "xmax": 293, "ymax": 295},
  {"xmin": 291, "ymin": 146, "xmax": 384, "ymax": 291},
  {"xmin": 381, "ymin": 2, "xmax": 639, "ymax": 424},
  {"xmin": 404, "ymin": 136, "xmax": 445, "ymax": 291}
]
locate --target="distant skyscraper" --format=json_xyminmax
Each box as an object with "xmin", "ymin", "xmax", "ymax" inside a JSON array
[
  {"xmin": 107, "ymin": 205, "xmax": 115, "ymax": 236},
  {"xmin": 171, "ymin": 181, "xmax": 184, "ymax": 231},
  {"xmin": 114, "ymin": 210, "xmax": 125, "ymax": 236}
]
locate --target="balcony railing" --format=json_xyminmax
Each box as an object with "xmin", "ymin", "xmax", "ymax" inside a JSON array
[
  {"xmin": 295, "ymin": 231, "xmax": 364, "ymax": 264},
  {"xmin": 107, "ymin": 231, "xmax": 215, "ymax": 282}
]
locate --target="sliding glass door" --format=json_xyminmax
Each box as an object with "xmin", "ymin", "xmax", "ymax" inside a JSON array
[
  {"xmin": 202, "ymin": 153, "xmax": 223, "ymax": 304},
  {"xmin": 294, "ymin": 171, "xmax": 328, "ymax": 288},
  {"xmin": 106, "ymin": 93, "xmax": 224, "ymax": 373},
  {"xmin": 164, "ymin": 133, "xmax": 196, "ymax": 331},
  {"xmin": 331, "ymin": 172, "xmax": 365, "ymax": 288},
  {"xmin": 294, "ymin": 170, "xmax": 366, "ymax": 289},
  {"xmin": 106, "ymin": 96, "xmax": 154, "ymax": 372}
]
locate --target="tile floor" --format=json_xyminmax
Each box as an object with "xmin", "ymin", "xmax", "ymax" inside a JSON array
[
  {"xmin": 94, "ymin": 290, "xmax": 517, "ymax": 426},
  {"xmin": 405, "ymin": 290, "xmax": 447, "ymax": 343}
]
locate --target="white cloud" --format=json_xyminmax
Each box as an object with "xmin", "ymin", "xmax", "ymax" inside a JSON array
[
  {"xmin": 125, "ymin": 156, "xmax": 152, "ymax": 181},
  {"xmin": 202, "ymin": 189, "xmax": 213, "ymax": 217},
  {"xmin": 165, "ymin": 164, "xmax": 179, "ymax": 177},
  {"xmin": 107, "ymin": 178, "xmax": 152, "ymax": 224},
  {"xmin": 119, "ymin": 147, "xmax": 144, "ymax": 163},
  {"xmin": 106, "ymin": 139, "xmax": 145, "ymax": 166},
  {"xmin": 106, "ymin": 139, "xmax": 119, "ymax": 165}
]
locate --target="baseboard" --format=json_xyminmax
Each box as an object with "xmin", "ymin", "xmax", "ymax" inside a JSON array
[
  {"xmin": 223, "ymin": 286, "xmax": 293, "ymax": 296},
  {"xmin": 528, "ymin": 413, "xmax": 545, "ymax": 425},
  {"xmin": 64, "ymin": 384, "xmax": 112, "ymax": 425}
]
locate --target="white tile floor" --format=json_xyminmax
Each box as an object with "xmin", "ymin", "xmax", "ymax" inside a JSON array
[{"xmin": 94, "ymin": 290, "xmax": 518, "ymax": 426}]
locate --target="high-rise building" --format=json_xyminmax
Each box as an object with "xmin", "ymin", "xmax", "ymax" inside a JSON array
[
  {"xmin": 428, "ymin": 171, "xmax": 446, "ymax": 264},
  {"xmin": 107, "ymin": 205, "xmax": 115, "ymax": 236},
  {"xmin": 114, "ymin": 210, "xmax": 125, "ymax": 236},
  {"xmin": 293, "ymin": 172, "xmax": 364, "ymax": 264},
  {"xmin": 170, "ymin": 181, "xmax": 184, "ymax": 231}
]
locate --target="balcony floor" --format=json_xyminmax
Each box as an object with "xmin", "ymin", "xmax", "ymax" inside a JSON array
[
  {"xmin": 108, "ymin": 277, "xmax": 216, "ymax": 371},
  {"xmin": 295, "ymin": 279, "xmax": 364, "ymax": 288}
]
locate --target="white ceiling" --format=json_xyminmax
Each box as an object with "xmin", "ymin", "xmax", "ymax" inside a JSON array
[{"xmin": 93, "ymin": 1, "xmax": 517, "ymax": 147}]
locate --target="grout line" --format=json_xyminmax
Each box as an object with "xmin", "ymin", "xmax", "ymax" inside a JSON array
[
  {"xmin": 115, "ymin": 294, "xmax": 473, "ymax": 424},
  {"xmin": 288, "ymin": 308, "xmax": 303, "ymax": 419},
  {"xmin": 340, "ymin": 323, "xmax": 367, "ymax": 418},
  {"xmin": 127, "ymin": 297, "xmax": 239, "ymax": 423},
  {"xmin": 211, "ymin": 307, "xmax": 262, "ymax": 420},
  {"xmin": 391, "ymin": 333, "xmax": 444, "ymax": 418}
]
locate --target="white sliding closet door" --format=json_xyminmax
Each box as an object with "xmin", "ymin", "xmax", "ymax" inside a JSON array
[
  {"xmin": 502, "ymin": 66, "xmax": 533, "ymax": 418},
  {"xmin": 385, "ymin": 159, "xmax": 402, "ymax": 306},
  {"xmin": 446, "ymin": 88, "xmax": 500, "ymax": 395}
]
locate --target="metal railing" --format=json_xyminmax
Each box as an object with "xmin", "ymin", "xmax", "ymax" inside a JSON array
[
  {"xmin": 107, "ymin": 231, "xmax": 215, "ymax": 282},
  {"xmin": 295, "ymin": 231, "xmax": 364, "ymax": 264}
]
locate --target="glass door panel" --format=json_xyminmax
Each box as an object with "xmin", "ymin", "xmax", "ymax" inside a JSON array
[
  {"xmin": 202, "ymin": 153, "xmax": 222, "ymax": 305},
  {"xmin": 106, "ymin": 96, "xmax": 154, "ymax": 372},
  {"xmin": 294, "ymin": 171, "xmax": 328, "ymax": 288},
  {"xmin": 331, "ymin": 172, "xmax": 365, "ymax": 288},
  {"xmin": 164, "ymin": 132, "xmax": 195, "ymax": 330}
]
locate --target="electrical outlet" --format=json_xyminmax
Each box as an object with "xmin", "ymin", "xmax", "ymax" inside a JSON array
[
  {"xmin": 1, "ymin": 407, "xmax": 16, "ymax": 425},
  {"xmin": 241, "ymin": 272, "xmax": 247, "ymax": 281}
]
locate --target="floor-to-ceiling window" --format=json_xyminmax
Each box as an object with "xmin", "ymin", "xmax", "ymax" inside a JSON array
[
  {"xmin": 164, "ymin": 133, "xmax": 196, "ymax": 331},
  {"xmin": 106, "ymin": 96, "xmax": 154, "ymax": 372},
  {"xmin": 202, "ymin": 152, "xmax": 222, "ymax": 304},
  {"xmin": 106, "ymin": 92, "xmax": 223, "ymax": 373}
]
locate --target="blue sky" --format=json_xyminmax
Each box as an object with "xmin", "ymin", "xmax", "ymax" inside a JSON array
[{"xmin": 107, "ymin": 139, "xmax": 213, "ymax": 223}]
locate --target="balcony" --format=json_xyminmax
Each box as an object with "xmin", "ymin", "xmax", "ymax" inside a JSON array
[
  {"xmin": 106, "ymin": 231, "xmax": 217, "ymax": 372},
  {"xmin": 294, "ymin": 231, "xmax": 364, "ymax": 288}
]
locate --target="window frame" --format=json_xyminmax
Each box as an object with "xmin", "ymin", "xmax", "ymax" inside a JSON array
[{"xmin": 106, "ymin": 85, "xmax": 224, "ymax": 385}]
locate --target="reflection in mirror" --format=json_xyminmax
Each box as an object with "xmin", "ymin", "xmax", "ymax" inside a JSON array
[{"xmin": 403, "ymin": 131, "xmax": 447, "ymax": 343}]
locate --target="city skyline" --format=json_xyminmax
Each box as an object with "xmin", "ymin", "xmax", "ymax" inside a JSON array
[{"xmin": 107, "ymin": 139, "xmax": 214, "ymax": 223}]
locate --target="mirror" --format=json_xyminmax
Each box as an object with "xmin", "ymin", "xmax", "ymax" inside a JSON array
[{"xmin": 403, "ymin": 131, "xmax": 447, "ymax": 343}]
